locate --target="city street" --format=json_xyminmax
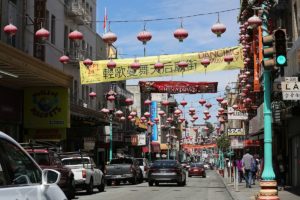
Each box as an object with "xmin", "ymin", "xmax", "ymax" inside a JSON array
[{"xmin": 76, "ymin": 170, "xmax": 232, "ymax": 200}]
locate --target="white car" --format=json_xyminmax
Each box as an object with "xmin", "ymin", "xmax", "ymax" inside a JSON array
[
  {"xmin": 0, "ymin": 131, "xmax": 67, "ymax": 200},
  {"xmin": 61, "ymin": 155, "xmax": 105, "ymax": 194}
]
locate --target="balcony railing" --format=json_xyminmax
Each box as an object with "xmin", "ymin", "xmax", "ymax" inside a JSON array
[{"xmin": 65, "ymin": 0, "xmax": 84, "ymax": 16}]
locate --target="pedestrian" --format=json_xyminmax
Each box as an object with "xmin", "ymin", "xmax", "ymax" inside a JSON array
[
  {"xmin": 242, "ymin": 149, "xmax": 254, "ymax": 188},
  {"xmin": 251, "ymin": 155, "xmax": 258, "ymax": 185},
  {"xmin": 235, "ymin": 157, "xmax": 244, "ymax": 183}
]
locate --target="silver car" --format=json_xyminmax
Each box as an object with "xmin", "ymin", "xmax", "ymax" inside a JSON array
[{"xmin": 0, "ymin": 131, "xmax": 67, "ymax": 200}]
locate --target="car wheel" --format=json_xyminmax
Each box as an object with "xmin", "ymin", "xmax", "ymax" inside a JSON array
[
  {"xmin": 66, "ymin": 177, "xmax": 75, "ymax": 199},
  {"xmin": 97, "ymin": 178, "xmax": 105, "ymax": 192},
  {"xmin": 106, "ymin": 180, "xmax": 112, "ymax": 186},
  {"xmin": 203, "ymin": 174, "xmax": 206, "ymax": 178},
  {"xmin": 87, "ymin": 178, "xmax": 93, "ymax": 194},
  {"xmin": 155, "ymin": 181, "xmax": 159, "ymax": 186},
  {"xmin": 148, "ymin": 181, "xmax": 154, "ymax": 186}
]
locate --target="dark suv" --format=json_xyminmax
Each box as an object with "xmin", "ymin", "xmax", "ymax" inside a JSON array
[{"xmin": 24, "ymin": 148, "xmax": 75, "ymax": 199}]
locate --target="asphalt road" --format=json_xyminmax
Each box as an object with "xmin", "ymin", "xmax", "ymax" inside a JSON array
[{"xmin": 75, "ymin": 170, "xmax": 233, "ymax": 200}]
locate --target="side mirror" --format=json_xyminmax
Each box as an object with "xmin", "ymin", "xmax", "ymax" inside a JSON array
[{"xmin": 42, "ymin": 169, "xmax": 61, "ymax": 185}]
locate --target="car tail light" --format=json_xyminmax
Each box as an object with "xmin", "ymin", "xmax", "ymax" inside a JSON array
[{"xmin": 82, "ymin": 169, "xmax": 87, "ymax": 178}]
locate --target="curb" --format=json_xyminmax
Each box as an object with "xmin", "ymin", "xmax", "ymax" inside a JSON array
[{"xmin": 216, "ymin": 170, "xmax": 235, "ymax": 200}]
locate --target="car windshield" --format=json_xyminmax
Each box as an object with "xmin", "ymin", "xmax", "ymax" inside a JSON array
[
  {"xmin": 190, "ymin": 163, "xmax": 203, "ymax": 168},
  {"xmin": 110, "ymin": 158, "xmax": 133, "ymax": 164},
  {"xmin": 62, "ymin": 158, "xmax": 90, "ymax": 165},
  {"xmin": 29, "ymin": 153, "xmax": 50, "ymax": 166},
  {"xmin": 152, "ymin": 160, "xmax": 177, "ymax": 168}
]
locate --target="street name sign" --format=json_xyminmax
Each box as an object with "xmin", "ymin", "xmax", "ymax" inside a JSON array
[{"xmin": 281, "ymin": 77, "xmax": 300, "ymax": 100}]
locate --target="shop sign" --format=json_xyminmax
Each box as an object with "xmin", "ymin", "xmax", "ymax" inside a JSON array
[
  {"xmin": 281, "ymin": 77, "xmax": 300, "ymax": 100},
  {"xmin": 131, "ymin": 135, "xmax": 138, "ymax": 146},
  {"xmin": 227, "ymin": 128, "xmax": 245, "ymax": 136},
  {"xmin": 137, "ymin": 134, "xmax": 146, "ymax": 146},
  {"xmin": 228, "ymin": 107, "xmax": 248, "ymax": 120},
  {"xmin": 230, "ymin": 137, "xmax": 244, "ymax": 149}
]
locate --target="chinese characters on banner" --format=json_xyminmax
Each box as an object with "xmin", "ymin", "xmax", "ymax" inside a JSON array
[{"xmin": 80, "ymin": 46, "xmax": 244, "ymax": 84}]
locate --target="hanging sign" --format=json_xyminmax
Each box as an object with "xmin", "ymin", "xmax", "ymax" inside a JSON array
[
  {"xmin": 139, "ymin": 81, "xmax": 218, "ymax": 93},
  {"xmin": 227, "ymin": 128, "xmax": 245, "ymax": 136},
  {"xmin": 227, "ymin": 107, "xmax": 248, "ymax": 120},
  {"xmin": 80, "ymin": 46, "xmax": 243, "ymax": 84}
]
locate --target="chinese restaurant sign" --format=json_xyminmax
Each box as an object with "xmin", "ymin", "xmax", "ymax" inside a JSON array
[
  {"xmin": 139, "ymin": 81, "xmax": 218, "ymax": 93},
  {"xmin": 80, "ymin": 46, "xmax": 243, "ymax": 84},
  {"xmin": 24, "ymin": 87, "xmax": 70, "ymax": 128}
]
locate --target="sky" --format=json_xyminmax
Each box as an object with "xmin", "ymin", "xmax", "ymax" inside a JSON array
[{"xmin": 96, "ymin": 0, "xmax": 241, "ymax": 125}]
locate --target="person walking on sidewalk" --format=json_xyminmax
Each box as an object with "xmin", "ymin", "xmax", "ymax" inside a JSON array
[
  {"xmin": 242, "ymin": 149, "xmax": 254, "ymax": 188},
  {"xmin": 235, "ymin": 157, "xmax": 244, "ymax": 183}
]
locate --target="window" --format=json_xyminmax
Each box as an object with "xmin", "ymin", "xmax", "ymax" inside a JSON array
[
  {"xmin": 0, "ymin": 139, "xmax": 41, "ymax": 186},
  {"xmin": 51, "ymin": 15, "xmax": 56, "ymax": 44},
  {"xmin": 45, "ymin": 10, "xmax": 49, "ymax": 32},
  {"xmin": 64, "ymin": 26, "xmax": 68, "ymax": 50}
]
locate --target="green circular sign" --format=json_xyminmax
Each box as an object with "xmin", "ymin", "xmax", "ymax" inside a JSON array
[{"xmin": 277, "ymin": 55, "xmax": 287, "ymax": 65}]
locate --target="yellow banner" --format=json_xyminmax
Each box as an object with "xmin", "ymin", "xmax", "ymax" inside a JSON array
[{"xmin": 80, "ymin": 46, "xmax": 243, "ymax": 84}]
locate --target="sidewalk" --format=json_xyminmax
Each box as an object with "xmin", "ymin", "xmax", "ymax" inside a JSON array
[{"xmin": 218, "ymin": 170, "xmax": 300, "ymax": 200}]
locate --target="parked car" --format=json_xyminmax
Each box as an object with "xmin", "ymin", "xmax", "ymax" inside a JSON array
[
  {"xmin": 148, "ymin": 160, "xmax": 186, "ymax": 186},
  {"xmin": 104, "ymin": 157, "xmax": 143, "ymax": 185},
  {"xmin": 60, "ymin": 153, "xmax": 105, "ymax": 194},
  {"xmin": 0, "ymin": 131, "xmax": 67, "ymax": 200},
  {"xmin": 188, "ymin": 163, "xmax": 206, "ymax": 178},
  {"xmin": 23, "ymin": 147, "xmax": 75, "ymax": 199},
  {"xmin": 136, "ymin": 158, "xmax": 150, "ymax": 181}
]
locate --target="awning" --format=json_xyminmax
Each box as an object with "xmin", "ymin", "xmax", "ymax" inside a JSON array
[
  {"xmin": 160, "ymin": 143, "xmax": 168, "ymax": 150},
  {"xmin": 151, "ymin": 142, "xmax": 161, "ymax": 153},
  {"xmin": 244, "ymin": 140, "xmax": 260, "ymax": 147},
  {"xmin": 0, "ymin": 42, "xmax": 72, "ymax": 89}
]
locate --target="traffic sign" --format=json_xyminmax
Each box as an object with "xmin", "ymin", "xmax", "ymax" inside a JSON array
[{"xmin": 281, "ymin": 80, "xmax": 300, "ymax": 100}]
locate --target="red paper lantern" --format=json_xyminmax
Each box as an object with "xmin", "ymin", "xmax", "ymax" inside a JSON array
[
  {"xmin": 68, "ymin": 30, "xmax": 83, "ymax": 40},
  {"xmin": 162, "ymin": 100, "xmax": 169, "ymax": 106},
  {"xmin": 59, "ymin": 55, "xmax": 70, "ymax": 64},
  {"xmin": 216, "ymin": 96, "xmax": 224, "ymax": 103},
  {"xmin": 107, "ymin": 95, "xmax": 115, "ymax": 102},
  {"xmin": 35, "ymin": 27, "xmax": 50, "ymax": 40},
  {"xmin": 158, "ymin": 110, "xmax": 165, "ymax": 116},
  {"xmin": 107, "ymin": 59, "xmax": 116, "ymax": 70},
  {"xmin": 200, "ymin": 58, "xmax": 210, "ymax": 68},
  {"xmin": 154, "ymin": 118, "xmax": 159, "ymax": 123},
  {"xmin": 174, "ymin": 27, "xmax": 188, "ymax": 42},
  {"xmin": 120, "ymin": 116, "xmax": 126, "ymax": 121},
  {"xmin": 4, "ymin": 23, "xmax": 18, "ymax": 36},
  {"xmin": 130, "ymin": 111, "xmax": 137, "ymax": 116},
  {"xmin": 224, "ymin": 54, "xmax": 234, "ymax": 64},
  {"xmin": 192, "ymin": 115, "xmax": 198, "ymax": 120},
  {"xmin": 130, "ymin": 59, "xmax": 141, "ymax": 71},
  {"xmin": 248, "ymin": 14, "xmax": 262, "ymax": 28},
  {"xmin": 232, "ymin": 104, "xmax": 239, "ymax": 110},
  {"xmin": 101, "ymin": 108, "xmax": 110, "ymax": 114},
  {"xmin": 205, "ymin": 103, "xmax": 212, "ymax": 109},
  {"xmin": 115, "ymin": 110, "xmax": 123, "ymax": 117},
  {"xmin": 137, "ymin": 30, "xmax": 152, "ymax": 45},
  {"xmin": 211, "ymin": 15, "xmax": 226, "ymax": 37},
  {"xmin": 203, "ymin": 110, "xmax": 210, "ymax": 115},
  {"xmin": 189, "ymin": 107, "xmax": 196, "ymax": 113},
  {"xmin": 154, "ymin": 61, "xmax": 164, "ymax": 71},
  {"xmin": 180, "ymin": 100, "xmax": 188, "ymax": 107},
  {"xmin": 199, "ymin": 99, "xmax": 206, "ymax": 106},
  {"xmin": 89, "ymin": 92, "xmax": 97, "ymax": 98},
  {"xmin": 144, "ymin": 99, "xmax": 152, "ymax": 106},
  {"xmin": 141, "ymin": 116, "xmax": 147, "ymax": 122},
  {"xmin": 144, "ymin": 112, "xmax": 151, "ymax": 118},
  {"xmin": 177, "ymin": 61, "xmax": 188, "ymax": 70},
  {"xmin": 174, "ymin": 109, "xmax": 182, "ymax": 115},
  {"xmin": 83, "ymin": 58, "xmax": 93, "ymax": 67},
  {"xmin": 125, "ymin": 98, "xmax": 134, "ymax": 106},
  {"xmin": 102, "ymin": 31, "xmax": 117, "ymax": 45}
]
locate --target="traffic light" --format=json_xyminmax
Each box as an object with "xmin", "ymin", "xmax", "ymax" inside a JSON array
[
  {"xmin": 274, "ymin": 29, "xmax": 287, "ymax": 67},
  {"xmin": 262, "ymin": 29, "xmax": 288, "ymax": 69}
]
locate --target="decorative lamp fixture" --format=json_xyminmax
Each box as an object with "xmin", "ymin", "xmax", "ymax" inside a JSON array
[
  {"xmin": 205, "ymin": 103, "xmax": 212, "ymax": 109},
  {"xmin": 203, "ymin": 116, "xmax": 208, "ymax": 120},
  {"xmin": 203, "ymin": 110, "xmax": 210, "ymax": 115},
  {"xmin": 228, "ymin": 110, "xmax": 234, "ymax": 115},
  {"xmin": 221, "ymin": 100, "xmax": 228, "ymax": 106},
  {"xmin": 130, "ymin": 59, "xmax": 141, "ymax": 71},
  {"xmin": 245, "ymin": 98, "xmax": 252, "ymax": 104},
  {"xmin": 251, "ymin": 105, "xmax": 258, "ymax": 110},
  {"xmin": 180, "ymin": 100, "xmax": 188, "ymax": 107},
  {"xmin": 177, "ymin": 61, "xmax": 188, "ymax": 70},
  {"xmin": 137, "ymin": 29, "xmax": 152, "ymax": 45},
  {"xmin": 232, "ymin": 104, "xmax": 239, "ymax": 110},
  {"xmin": 120, "ymin": 116, "xmax": 126, "ymax": 121},
  {"xmin": 102, "ymin": 31, "xmax": 117, "ymax": 45},
  {"xmin": 199, "ymin": 98, "xmax": 206, "ymax": 106},
  {"xmin": 154, "ymin": 118, "xmax": 159, "ymax": 124},
  {"xmin": 200, "ymin": 58, "xmax": 210, "ymax": 73},
  {"xmin": 89, "ymin": 92, "xmax": 97, "ymax": 98},
  {"xmin": 4, "ymin": 23, "xmax": 18, "ymax": 36},
  {"xmin": 130, "ymin": 111, "xmax": 137, "ymax": 116},
  {"xmin": 131, "ymin": 118, "xmax": 136, "ymax": 123},
  {"xmin": 59, "ymin": 55, "xmax": 70, "ymax": 64},
  {"xmin": 179, "ymin": 117, "xmax": 185, "ymax": 122},
  {"xmin": 83, "ymin": 58, "xmax": 93, "ymax": 67},
  {"xmin": 192, "ymin": 115, "xmax": 198, "ymax": 120},
  {"xmin": 248, "ymin": 14, "xmax": 262, "ymax": 28},
  {"xmin": 189, "ymin": 107, "xmax": 196, "ymax": 113},
  {"xmin": 154, "ymin": 61, "xmax": 164, "ymax": 71},
  {"xmin": 128, "ymin": 115, "xmax": 133, "ymax": 120},
  {"xmin": 101, "ymin": 108, "xmax": 110, "ymax": 114},
  {"xmin": 115, "ymin": 110, "xmax": 123, "ymax": 117},
  {"xmin": 68, "ymin": 30, "xmax": 83, "ymax": 41},
  {"xmin": 162, "ymin": 100, "xmax": 169, "ymax": 106},
  {"xmin": 144, "ymin": 112, "xmax": 151, "ymax": 118},
  {"xmin": 224, "ymin": 54, "xmax": 234, "ymax": 64},
  {"xmin": 141, "ymin": 116, "xmax": 147, "ymax": 122},
  {"xmin": 246, "ymin": 84, "xmax": 252, "ymax": 89},
  {"xmin": 211, "ymin": 13, "xmax": 226, "ymax": 37},
  {"xmin": 107, "ymin": 59, "xmax": 117, "ymax": 70},
  {"xmin": 125, "ymin": 98, "xmax": 134, "ymax": 106},
  {"xmin": 174, "ymin": 109, "xmax": 182, "ymax": 115},
  {"xmin": 174, "ymin": 21, "xmax": 188, "ymax": 42},
  {"xmin": 218, "ymin": 107, "xmax": 225, "ymax": 113},
  {"xmin": 35, "ymin": 27, "xmax": 50, "ymax": 40},
  {"xmin": 167, "ymin": 117, "xmax": 173, "ymax": 122}
]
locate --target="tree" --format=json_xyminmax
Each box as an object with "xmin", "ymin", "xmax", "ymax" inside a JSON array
[{"xmin": 216, "ymin": 134, "xmax": 230, "ymax": 152}]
